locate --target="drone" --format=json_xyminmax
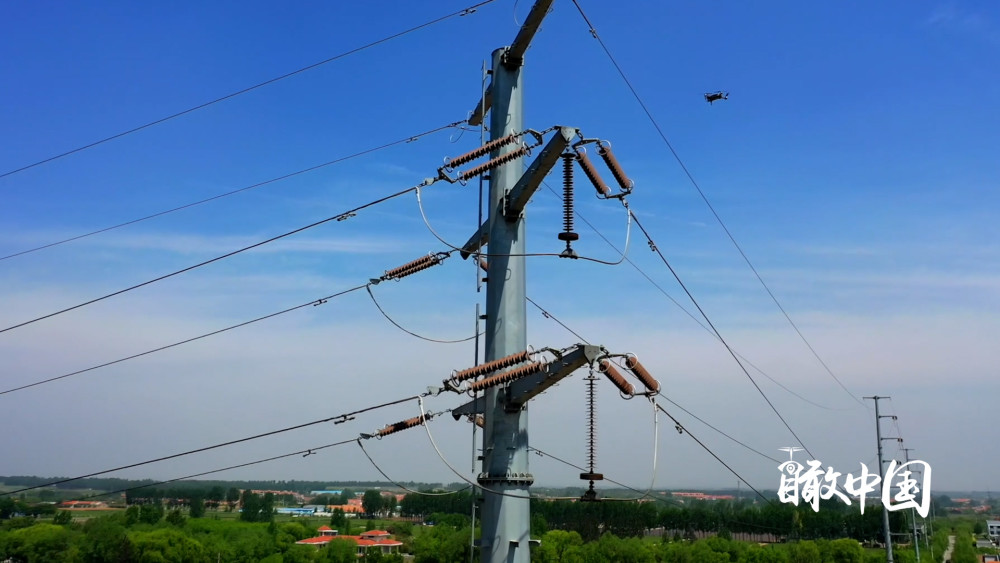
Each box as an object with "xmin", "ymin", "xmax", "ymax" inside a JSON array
[{"xmin": 704, "ymin": 91, "xmax": 729, "ymax": 104}]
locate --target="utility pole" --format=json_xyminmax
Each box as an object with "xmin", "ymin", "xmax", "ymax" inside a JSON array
[
  {"xmin": 866, "ymin": 395, "xmax": 895, "ymax": 563},
  {"xmin": 476, "ymin": 3, "xmax": 553, "ymax": 562},
  {"xmin": 903, "ymin": 447, "xmax": 920, "ymax": 563}
]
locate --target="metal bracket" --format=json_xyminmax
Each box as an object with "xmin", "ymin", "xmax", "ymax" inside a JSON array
[{"xmin": 504, "ymin": 126, "xmax": 576, "ymax": 220}]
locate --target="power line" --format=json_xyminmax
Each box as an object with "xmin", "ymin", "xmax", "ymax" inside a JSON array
[
  {"xmin": 356, "ymin": 438, "xmax": 470, "ymax": 497},
  {"xmin": 523, "ymin": 278, "xmax": 782, "ymax": 469},
  {"xmin": 539, "ymin": 181, "xmax": 845, "ymax": 412},
  {"xmin": 0, "ymin": 394, "xmax": 422, "ymax": 497},
  {"xmin": 0, "ymin": 184, "xmax": 421, "ymax": 335},
  {"xmin": 653, "ymin": 402, "xmax": 774, "ymax": 505},
  {"xmin": 77, "ymin": 437, "xmax": 359, "ymax": 502},
  {"xmin": 629, "ymin": 211, "xmax": 815, "ymax": 459},
  {"xmin": 0, "ymin": 1, "xmax": 497, "ymax": 181},
  {"xmin": 657, "ymin": 393, "xmax": 781, "ymax": 465},
  {"xmin": 568, "ymin": 0, "xmax": 864, "ymax": 409},
  {"xmin": 0, "ymin": 284, "xmax": 368, "ymax": 396},
  {"xmin": 0, "ymin": 122, "xmax": 462, "ymax": 262},
  {"xmin": 366, "ymin": 282, "xmax": 479, "ymax": 344}
]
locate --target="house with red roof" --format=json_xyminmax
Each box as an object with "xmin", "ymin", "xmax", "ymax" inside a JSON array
[{"xmin": 295, "ymin": 527, "xmax": 403, "ymax": 556}]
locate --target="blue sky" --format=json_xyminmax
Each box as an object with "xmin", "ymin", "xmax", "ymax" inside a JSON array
[{"xmin": 1, "ymin": 0, "xmax": 998, "ymax": 497}]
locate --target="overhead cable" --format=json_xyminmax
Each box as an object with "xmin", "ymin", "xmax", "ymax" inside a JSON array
[
  {"xmin": 568, "ymin": 0, "xmax": 864, "ymax": 409},
  {"xmin": 356, "ymin": 438, "xmax": 470, "ymax": 497},
  {"xmin": 0, "ymin": 184, "xmax": 421, "ymax": 335},
  {"xmin": 522, "ymin": 270, "xmax": 782, "ymax": 468},
  {"xmin": 1, "ymin": 249, "xmax": 456, "ymax": 396},
  {"xmin": 653, "ymin": 402, "xmax": 774, "ymax": 505},
  {"xmin": 0, "ymin": 1, "xmax": 498, "ymax": 181},
  {"xmin": 366, "ymin": 284, "xmax": 478, "ymax": 345},
  {"xmin": 630, "ymin": 211, "xmax": 815, "ymax": 459},
  {"xmin": 0, "ymin": 394, "xmax": 421, "ymax": 496},
  {"xmin": 76, "ymin": 438, "xmax": 358, "ymax": 501},
  {"xmin": 0, "ymin": 284, "xmax": 367, "ymax": 396},
  {"xmin": 0, "ymin": 122, "xmax": 462, "ymax": 262},
  {"xmin": 536, "ymin": 179, "xmax": 843, "ymax": 411}
]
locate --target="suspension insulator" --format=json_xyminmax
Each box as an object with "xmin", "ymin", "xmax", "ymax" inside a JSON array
[
  {"xmin": 383, "ymin": 255, "xmax": 438, "ymax": 280},
  {"xmin": 558, "ymin": 153, "xmax": 579, "ymax": 254},
  {"xmin": 473, "ymin": 415, "xmax": 484, "ymax": 428},
  {"xmin": 375, "ymin": 415, "xmax": 426, "ymax": 437},
  {"xmin": 598, "ymin": 360, "xmax": 635, "ymax": 396},
  {"xmin": 466, "ymin": 361, "xmax": 546, "ymax": 392},
  {"xmin": 388, "ymin": 257, "xmax": 443, "ymax": 280},
  {"xmin": 597, "ymin": 144, "xmax": 633, "ymax": 191},
  {"xmin": 452, "ymin": 349, "xmax": 532, "ymax": 383},
  {"xmin": 445, "ymin": 135, "xmax": 520, "ymax": 169},
  {"xmin": 586, "ymin": 374, "xmax": 597, "ymax": 473},
  {"xmin": 458, "ymin": 146, "xmax": 531, "ymax": 182},
  {"xmin": 625, "ymin": 355, "xmax": 660, "ymax": 393},
  {"xmin": 478, "ymin": 257, "xmax": 489, "ymax": 272},
  {"xmin": 575, "ymin": 149, "xmax": 612, "ymax": 197}
]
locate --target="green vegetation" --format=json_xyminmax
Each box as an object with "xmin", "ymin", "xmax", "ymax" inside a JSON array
[
  {"xmin": 3, "ymin": 481, "xmax": 989, "ymax": 562},
  {"xmin": 0, "ymin": 510, "xmax": 415, "ymax": 562}
]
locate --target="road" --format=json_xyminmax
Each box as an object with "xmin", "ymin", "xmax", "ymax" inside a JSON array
[{"xmin": 941, "ymin": 534, "xmax": 955, "ymax": 563}]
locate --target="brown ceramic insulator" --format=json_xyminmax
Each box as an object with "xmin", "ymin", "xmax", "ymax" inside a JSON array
[
  {"xmin": 383, "ymin": 255, "xmax": 437, "ymax": 279},
  {"xmin": 466, "ymin": 361, "xmax": 546, "ymax": 392},
  {"xmin": 478, "ymin": 257, "xmax": 489, "ymax": 272},
  {"xmin": 625, "ymin": 356, "xmax": 660, "ymax": 392},
  {"xmin": 458, "ymin": 147, "xmax": 530, "ymax": 181},
  {"xmin": 474, "ymin": 415, "xmax": 484, "ymax": 428},
  {"xmin": 598, "ymin": 360, "xmax": 635, "ymax": 396},
  {"xmin": 575, "ymin": 149, "xmax": 612, "ymax": 197},
  {"xmin": 389, "ymin": 257, "xmax": 441, "ymax": 280},
  {"xmin": 445, "ymin": 135, "xmax": 519, "ymax": 169},
  {"xmin": 375, "ymin": 415, "xmax": 426, "ymax": 437},
  {"xmin": 597, "ymin": 145, "xmax": 633, "ymax": 190},
  {"xmin": 452, "ymin": 350, "xmax": 532, "ymax": 383}
]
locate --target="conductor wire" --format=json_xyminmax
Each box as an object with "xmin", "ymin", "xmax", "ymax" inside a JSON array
[
  {"xmin": 416, "ymin": 397, "xmax": 577, "ymax": 501},
  {"xmin": 356, "ymin": 438, "xmax": 470, "ymax": 496},
  {"xmin": 0, "ymin": 0, "xmax": 499, "ymax": 181},
  {"xmin": 0, "ymin": 121, "xmax": 463, "ymax": 262},
  {"xmin": 0, "ymin": 185, "xmax": 421, "ymax": 335},
  {"xmin": 415, "ymin": 184, "xmax": 631, "ymax": 265},
  {"xmin": 365, "ymin": 284, "xmax": 479, "ymax": 344}
]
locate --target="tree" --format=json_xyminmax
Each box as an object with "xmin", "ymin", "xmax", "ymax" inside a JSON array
[
  {"xmin": 189, "ymin": 495, "xmax": 205, "ymax": 519},
  {"xmin": 165, "ymin": 509, "xmax": 186, "ymax": 527},
  {"xmin": 362, "ymin": 490, "xmax": 383, "ymax": 518},
  {"xmin": 330, "ymin": 508, "xmax": 347, "ymax": 531},
  {"xmin": 80, "ymin": 516, "xmax": 134, "ymax": 563},
  {"xmin": 130, "ymin": 527, "xmax": 208, "ymax": 562},
  {"xmin": 226, "ymin": 487, "xmax": 241, "ymax": 511},
  {"xmin": 383, "ymin": 493, "xmax": 397, "ymax": 517},
  {"xmin": 240, "ymin": 490, "xmax": 260, "ymax": 523},
  {"xmin": 534, "ymin": 530, "xmax": 584, "ymax": 563},
  {"xmin": 3, "ymin": 523, "xmax": 74, "ymax": 563},
  {"xmin": 52, "ymin": 510, "xmax": 73, "ymax": 525},
  {"xmin": 260, "ymin": 492, "xmax": 275, "ymax": 523},
  {"xmin": 139, "ymin": 503, "xmax": 164, "ymax": 525},
  {"xmin": 320, "ymin": 538, "xmax": 359, "ymax": 563}
]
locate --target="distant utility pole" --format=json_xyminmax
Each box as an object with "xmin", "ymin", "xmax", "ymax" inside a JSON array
[
  {"xmin": 866, "ymin": 395, "xmax": 895, "ymax": 563},
  {"xmin": 903, "ymin": 447, "xmax": 920, "ymax": 563}
]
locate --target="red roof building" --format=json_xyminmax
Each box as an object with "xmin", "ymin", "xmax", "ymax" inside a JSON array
[{"xmin": 295, "ymin": 529, "xmax": 402, "ymax": 556}]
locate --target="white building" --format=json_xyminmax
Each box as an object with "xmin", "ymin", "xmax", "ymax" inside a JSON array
[{"xmin": 988, "ymin": 519, "xmax": 1000, "ymax": 539}]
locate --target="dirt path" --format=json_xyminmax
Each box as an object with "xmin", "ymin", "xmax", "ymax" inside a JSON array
[{"xmin": 941, "ymin": 534, "xmax": 955, "ymax": 563}]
